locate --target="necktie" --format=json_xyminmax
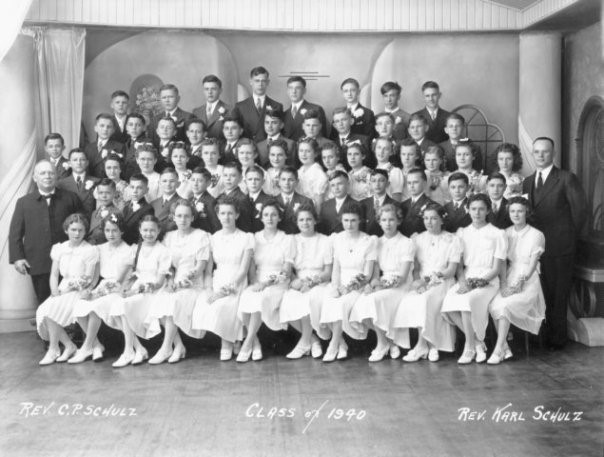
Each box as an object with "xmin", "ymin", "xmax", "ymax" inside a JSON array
[
  {"xmin": 256, "ymin": 98, "xmax": 262, "ymax": 112},
  {"xmin": 493, "ymin": 202, "xmax": 499, "ymax": 214},
  {"xmin": 43, "ymin": 194, "xmax": 52, "ymax": 206},
  {"xmin": 537, "ymin": 171, "xmax": 543, "ymax": 189},
  {"xmin": 225, "ymin": 143, "xmax": 232, "ymax": 155},
  {"xmin": 76, "ymin": 176, "xmax": 83, "ymax": 191},
  {"xmin": 374, "ymin": 197, "xmax": 380, "ymax": 211},
  {"xmin": 206, "ymin": 104, "xmax": 213, "ymax": 118},
  {"xmin": 98, "ymin": 140, "xmax": 105, "ymax": 150},
  {"xmin": 291, "ymin": 106, "xmax": 298, "ymax": 118},
  {"xmin": 165, "ymin": 111, "xmax": 171, "ymax": 118}
]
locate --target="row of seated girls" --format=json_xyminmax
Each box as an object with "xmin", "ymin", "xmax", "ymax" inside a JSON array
[{"xmin": 36, "ymin": 191, "xmax": 545, "ymax": 367}]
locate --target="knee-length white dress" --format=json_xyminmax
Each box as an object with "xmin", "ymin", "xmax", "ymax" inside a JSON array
[
  {"xmin": 191, "ymin": 229, "xmax": 254, "ymax": 342},
  {"xmin": 441, "ymin": 223, "xmax": 507, "ymax": 341},
  {"xmin": 239, "ymin": 231, "xmax": 295, "ymax": 331},
  {"xmin": 320, "ymin": 231, "xmax": 377, "ymax": 339},
  {"xmin": 489, "ymin": 225, "xmax": 546, "ymax": 335},
  {"xmin": 393, "ymin": 231, "xmax": 462, "ymax": 351},
  {"xmin": 280, "ymin": 233, "xmax": 333, "ymax": 340},
  {"xmin": 36, "ymin": 241, "xmax": 99, "ymax": 341},
  {"xmin": 73, "ymin": 241, "xmax": 133, "ymax": 330},
  {"xmin": 112, "ymin": 242, "xmax": 171, "ymax": 339},
  {"xmin": 151, "ymin": 229, "xmax": 211, "ymax": 336}
]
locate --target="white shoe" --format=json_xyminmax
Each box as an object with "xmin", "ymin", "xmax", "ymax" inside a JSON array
[
  {"xmin": 112, "ymin": 351, "xmax": 135, "ymax": 368},
  {"xmin": 368, "ymin": 346, "xmax": 389, "ymax": 362},
  {"xmin": 220, "ymin": 348, "xmax": 233, "ymax": 361},
  {"xmin": 233, "ymin": 340, "xmax": 242, "ymax": 356},
  {"xmin": 389, "ymin": 344, "xmax": 401, "ymax": 359},
  {"xmin": 286, "ymin": 345, "xmax": 310, "ymax": 360},
  {"xmin": 251, "ymin": 337, "xmax": 263, "ymax": 361},
  {"xmin": 322, "ymin": 346, "xmax": 338, "ymax": 363},
  {"xmin": 487, "ymin": 350, "xmax": 503, "ymax": 365},
  {"xmin": 310, "ymin": 340, "xmax": 323, "ymax": 359},
  {"xmin": 131, "ymin": 348, "xmax": 149, "ymax": 365},
  {"xmin": 428, "ymin": 348, "xmax": 439, "ymax": 362},
  {"xmin": 39, "ymin": 348, "xmax": 61, "ymax": 366},
  {"xmin": 336, "ymin": 342, "xmax": 348, "ymax": 360},
  {"xmin": 475, "ymin": 343, "xmax": 487, "ymax": 363},
  {"xmin": 92, "ymin": 344, "xmax": 105, "ymax": 362},
  {"xmin": 67, "ymin": 347, "xmax": 94, "ymax": 364},
  {"xmin": 148, "ymin": 348, "xmax": 172, "ymax": 365},
  {"xmin": 402, "ymin": 347, "xmax": 428, "ymax": 362},
  {"xmin": 503, "ymin": 343, "xmax": 513, "ymax": 360},
  {"xmin": 56, "ymin": 344, "xmax": 77, "ymax": 363},
  {"xmin": 168, "ymin": 345, "xmax": 186, "ymax": 364},
  {"xmin": 457, "ymin": 349, "xmax": 476, "ymax": 364}
]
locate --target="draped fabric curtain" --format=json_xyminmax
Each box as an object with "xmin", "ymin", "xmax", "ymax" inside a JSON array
[{"xmin": 0, "ymin": 1, "xmax": 34, "ymax": 63}]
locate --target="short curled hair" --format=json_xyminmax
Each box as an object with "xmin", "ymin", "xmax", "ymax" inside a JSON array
[
  {"xmin": 340, "ymin": 201, "xmax": 364, "ymax": 220},
  {"xmin": 495, "ymin": 142, "xmax": 523, "ymax": 172},
  {"xmin": 507, "ymin": 196, "xmax": 531, "ymax": 218},
  {"xmin": 170, "ymin": 198, "xmax": 195, "ymax": 220},
  {"xmin": 104, "ymin": 152, "xmax": 124, "ymax": 167},
  {"xmin": 467, "ymin": 193, "xmax": 491, "ymax": 211},
  {"xmin": 138, "ymin": 214, "xmax": 160, "ymax": 230},
  {"xmin": 372, "ymin": 137, "xmax": 396, "ymax": 155},
  {"xmin": 260, "ymin": 198, "xmax": 283, "ymax": 220},
  {"xmin": 215, "ymin": 194, "xmax": 240, "ymax": 214},
  {"xmin": 297, "ymin": 137, "xmax": 319, "ymax": 155},
  {"xmin": 135, "ymin": 143, "xmax": 158, "ymax": 159},
  {"xmin": 63, "ymin": 213, "xmax": 90, "ymax": 233},
  {"xmin": 267, "ymin": 138, "xmax": 289, "ymax": 154},
  {"xmin": 377, "ymin": 203, "xmax": 403, "ymax": 223},
  {"xmin": 424, "ymin": 145, "xmax": 446, "ymax": 172},
  {"xmin": 101, "ymin": 212, "xmax": 126, "ymax": 232},
  {"xmin": 421, "ymin": 202, "xmax": 448, "ymax": 222},
  {"xmin": 294, "ymin": 202, "xmax": 318, "ymax": 223},
  {"xmin": 455, "ymin": 139, "xmax": 479, "ymax": 158}
]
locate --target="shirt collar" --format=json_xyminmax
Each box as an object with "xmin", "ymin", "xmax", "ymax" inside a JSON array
[
  {"xmin": 73, "ymin": 172, "xmax": 86, "ymax": 180},
  {"xmin": 537, "ymin": 164, "xmax": 554, "ymax": 181},
  {"xmin": 163, "ymin": 193, "xmax": 176, "ymax": 202},
  {"xmin": 268, "ymin": 134, "xmax": 281, "ymax": 141},
  {"xmin": 38, "ymin": 188, "xmax": 56, "ymax": 197},
  {"xmin": 292, "ymin": 100, "xmax": 304, "ymax": 110}
]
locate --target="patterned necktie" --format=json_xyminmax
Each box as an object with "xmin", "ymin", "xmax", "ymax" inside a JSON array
[
  {"xmin": 76, "ymin": 176, "xmax": 83, "ymax": 191},
  {"xmin": 256, "ymin": 98, "xmax": 262, "ymax": 112},
  {"xmin": 291, "ymin": 106, "xmax": 298, "ymax": 118}
]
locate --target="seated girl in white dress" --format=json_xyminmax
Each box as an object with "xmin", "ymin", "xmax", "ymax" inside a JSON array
[
  {"xmin": 320, "ymin": 203, "xmax": 377, "ymax": 362},
  {"xmin": 148, "ymin": 199, "xmax": 211, "ymax": 364},
  {"xmin": 238, "ymin": 201, "xmax": 295, "ymax": 362},
  {"xmin": 494, "ymin": 143, "xmax": 524, "ymax": 199},
  {"xmin": 111, "ymin": 215, "xmax": 171, "ymax": 365},
  {"xmin": 349, "ymin": 204, "xmax": 415, "ymax": 362},
  {"xmin": 454, "ymin": 140, "xmax": 487, "ymax": 196},
  {"xmin": 37, "ymin": 214, "xmax": 99, "ymax": 365},
  {"xmin": 263, "ymin": 139, "xmax": 288, "ymax": 196},
  {"xmin": 297, "ymin": 138, "xmax": 329, "ymax": 213},
  {"xmin": 441, "ymin": 193, "xmax": 507, "ymax": 364},
  {"xmin": 424, "ymin": 146, "xmax": 450, "ymax": 205},
  {"xmin": 190, "ymin": 196, "xmax": 254, "ymax": 361},
  {"xmin": 280, "ymin": 204, "xmax": 333, "ymax": 359},
  {"xmin": 488, "ymin": 197, "xmax": 546, "ymax": 364},
  {"xmin": 70, "ymin": 213, "xmax": 132, "ymax": 365},
  {"xmin": 373, "ymin": 138, "xmax": 403, "ymax": 201},
  {"xmin": 394, "ymin": 203, "xmax": 461, "ymax": 363}
]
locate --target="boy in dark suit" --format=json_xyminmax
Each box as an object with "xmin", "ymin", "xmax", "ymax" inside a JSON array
[
  {"xmin": 413, "ymin": 81, "xmax": 451, "ymax": 144},
  {"xmin": 231, "ymin": 66, "xmax": 283, "ymax": 142},
  {"xmin": 407, "ymin": 113, "xmax": 437, "ymax": 156},
  {"xmin": 57, "ymin": 148, "xmax": 100, "ymax": 217},
  {"xmin": 9, "ymin": 160, "xmax": 82, "ymax": 303},
  {"xmin": 148, "ymin": 84, "xmax": 193, "ymax": 143},
  {"xmin": 122, "ymin": 174, "xmax": 154, "ymax": 244},
  {"xmin": 154, "ymin": 116, "xmax": 178, "ymax": 172},
  {"xmin": 255, "ymin": 109, "xmax": 295, "ymax": 168},
  {"xmin": 245, "ymin": 165, "xmax": 273, "ymax": 233},
  {"xmin": 189, "ymin": 167, "xmax": 220, "ymax": 234},
  {"xmin": 275, "ymin": 166, "xmax": 314, "ymax": 234},
  {"xmin": 109, "ymin": 90, "xmax": 130, "ymax": 144},
  {"xmin": 283, "ymin": 76, "xmax": 327, "ymax": 141},
  {"xmin": 361, "ymin": 169, "xmax": 396, "ymax": 236},
  {"xmin": 122, "ymin": 114, "xmax": 149, "ymax": 180},
  {"xmin": 381, "ymin": 81, "xmax": 410, "ymax": 141},
  {"xmin": 443, "ymin": 172, "xmax": 471, "ymax": 233},
  {"xmin": 318, "ymin": 170, "xmax": 358, "ymax": 235},
  {"xmin": 150, "ymin": 167, "xmax": 180, "ymax": 238},
  {"xmin": 522, "ymin": 137, "xmax": 588, "ymax": 349},
  {"xmin": 185, "ymin": 118, "xmax": 206, "ymax": 169},
  {"xmin": 399, "ymin": 168, "xmax": 434, "ymax": 237},
  {"xmin": 219, "ymin": 161, "xmax": 253, "ymax": 232},
  {"xmin": 330, "ymin": 107, "xmax": 371, "ymax": 165},
  {"xmin": 85, "ymin": 113, "xmax": 126, "ymax": 178},
  {"xmin": 486, "ymin": 172, "xmax": 512, "ymax": 229},
  {"xmin": 301, "ymin": 109, "xmax": 331, "ymax": 149},
  {"xmin": 44, "ymin": 133, "xmax": 71, "ymax": 179},
  {"xmin": 87, "ymin": 178, "xmax": 122, "ymax": 245},
  {"xmin": 221, "ymin": 116, "xmax": 247, "ymax": 164},
  {"xmin": 336, "ymin": 78, "xmax": 375, "ymax": 138},
  {"xmin": 192, "ymin": 74, "xmax": 230, "ymax": 140}
]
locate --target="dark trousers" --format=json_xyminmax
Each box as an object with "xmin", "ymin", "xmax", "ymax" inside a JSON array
[
  {"xmin": 31, "ymin": 273, "xmax": 51, "ymax": 305},
  {"xmin": 540, "ymin": 255, "xmax": 574, "ymax": 347}
]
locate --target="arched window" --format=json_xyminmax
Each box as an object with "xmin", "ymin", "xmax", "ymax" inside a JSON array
[
  {"xmin": 452, "ymin": 104, "xmax": 505, "ymax": 174},
  {"xmin": 576, "ymin": 95, "xmax": 604, "ymax": 235}
]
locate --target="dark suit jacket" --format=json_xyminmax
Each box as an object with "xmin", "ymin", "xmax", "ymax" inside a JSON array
[
  {"xmin": 487, "ymin": 197, "xmax": 512, "ymax": 230},
  {"xmin": 361, "ymin": 194, "xmax": 396, "ymax": 236},
  {"xmin": 48, "ymin": 156, "xmax": 72, "ymax": 180},
  {"xmin": 220, "ymin": 187, "xmax": 254, "ymax": 233},
  {"xmin": 190, "ymin": 192, "xmax": 221, "ymax": 234},
  {"xmin": 150, "ymin": 193, "xmax": 180, "ymax": 237},
  {"xmin": 283, "ymin": 100, "xmax": 327, "ymax": 141},
  {"xmin": 332, "ymin": 133, "xmax": 372, "ymax": 168},
  {"xmin": 84, "ymin": 140, "xmax": 126, "ymax": 178},
  {"xmin": 87, "ymin": 205, "xmax": 122, "ymax": 245},
  {"xmin": 275, "ymin": 193, "xmax": 314, "ymax": 234},
  {"xmin": 522, "ymin": 167, "xmax": 587, "ymax": 257},
  {"xmin": 439, "ymin": 140, "xmax": 485, "ymax": 173},
  {"xmin": 390, "ymin": 108, "xmax": 411, "ymax": 141},
  {"xmin": 443, "ymin": 199, "xmax": 471, "ymax": 233},
  {"xmin": 219, "ymin": 138, "xmax": 248, "ymax": 165},
  {"xmin": 122, "ymin": 198, "xmax": 154, "ymax": 245},
  {"xmin": 153, "ymin": 139, "xmax": 177, "ymax": 173},
  {"xmin": 417, "ymin": 138, "xmax": 438, "ymax": 156},
  {"xmin": 347, "ymin": 104, "xmax": 376, "ymax": 138},
  {"xmin": 110, "ymin": 115, "xmax": 130, "ymax": 144},
  {"xmin": 56, "ymin": 174, "xmax": 100, "ymax": 217},
  {"xmin": 231, "ymin": 96, "xmax": 284, "ymax": 142},
  {"xmin": 399, "ymin": 193, "xmax": 435, "ymax": 237},
  {"xmin": 413, "ymin": 107, "xmax": 451, "ymax": 144},
  {"xmin": 248, "ymin": 191, "xmax": 274, "ymax": 233},
  {"xmin": 318, "ymin": 195, "xmax": 358, "ymax": 235},
  {"xmin": 256, "ymin": 136, "xmax": 296, "ymax": 168},
  {"xmin": 192, "ymin": 100, "xmax": 230, "ymax": 140},
  {"xmin": 9, "ymin": 187, "xmax": 82, "ymax": 275},
  {"xmin": 148, "ymin": 107, "xmax": 194, "ymax": 143},
  {"xmin": 122, "ymin": 135, "xmax": 149, "ymax": 180}
]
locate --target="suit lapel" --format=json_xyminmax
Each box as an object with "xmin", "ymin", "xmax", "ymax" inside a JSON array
[{"xmin": 534, "ymin": 167, "xmax": 559, "ymax": 207}]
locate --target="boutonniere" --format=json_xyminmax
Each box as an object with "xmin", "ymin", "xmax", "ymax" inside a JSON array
[
  {"xmin": 176, "ymin": 120, "xmax": 185, "ymax": 128},
  {"xmin": 195, "ymin": 201, "xmax": 205, "ymax": 213},
  {"xmin": 99, "ymin": 208, "xmax": 109, "ymax": 218},
  {"xmin": 353, "ymin": 108, "xmax": 364, "ymax": 118},
  {"xmin": 132, "ymin": 202, "xmax": 140, "ymax": 212},
  {"xmin": 181, "ymin": 170, "xmax": 192, "ymax": 181},
  {"xmin": 218, "ymin": 106, "xmax": 226, "ymax": 114},
  {"xmin": 420, "ymin": 203, "xmax": 428, "ymax": 213},
  {"xmin": 161, "ymin": 147, "xmax": 170, "ymax": 158},
  {"xmin": 255, "ymin": 202, "xmax": 263, "ymax": 212},
  {"xmin": 101, "ymin": 149, "xmax": 109, "ymax": 159},
  {"xmin": 293, "ymin": 202, "xmax": 300, "ymax": 212},
  {"xmin": 210, "ymin": 173, "xmax": 220, "ymax": 187},
  {"xmin": 345, "ymin": 139, "xmax": 361, "ymax": 147},
  {"xmin": 300, "ymin": 108, "xmax": 307, "ymax": 116},
  {"xmin": 62, "ymin": 162, "xmax": 71, "ymax": 170},
  {"xmin": 218, "ymin": 116, "xmax": 224, "ymax": 121},
  {"xmin": 395, "ymin": 116, "xmax": 403, "ymax": 124},
  {"xmin": 84, "ymin": 180, "xmax": 94, "ymax": 190},
  {"xmin": 266, "ymin": 105, "xmax": 274, "ymax": 112}
]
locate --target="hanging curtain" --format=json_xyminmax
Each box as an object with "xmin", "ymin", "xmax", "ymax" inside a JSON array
[{"xmin": 0, "ymin": 1, "xmax": 34, "ymax": 64}]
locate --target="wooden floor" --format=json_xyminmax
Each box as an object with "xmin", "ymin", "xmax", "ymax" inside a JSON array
[{"xmin": 1, "ymin": 331, "xmax": 603, "ymax": 457}]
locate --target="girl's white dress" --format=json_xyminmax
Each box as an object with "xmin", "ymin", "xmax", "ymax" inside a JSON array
[
  {"xmin": 144, "ymin": 171, "xmax": 161, "ymax": 202},
  {"xmin": 320, "ymin": 232, "xmax": 377, "ymax": 339},
  {"xmin": 297, "ymin": 163, "xmax": 329, "ymax": 210},
  {"xmin": 349, "ymin": 233, "xmax": 415, "ymax": 347},
  {"xmin": 348, "ymin": 166, "xmax": 373, "ymax": 200},
  {"xmin": 36, "ymin": 241, "xmax": 99, "ymax": 340},
  {"xmin": 151, "ymin": 229, "xmax": 211, "ymax": 336},
  {"xmin": 489, "ymin": 225, "xmax": 546, "ymax": 335},
  {"xmin": 239, "ymin": 231, "xmax": 295, "ymax": 331},
  {"xmin": 111, "ymin": 242, "xmax": 171, "ymax": 339},
  {"xmin": 425, "ymin": 170, "xmax": 450, "ymax": 205},
  {"xmin": 376, "ymin": 163, "xmax": 404, "ymax": 198},
  {"xmin": 191, "ymin": 229, "xmax": 254, "ymax": 342},
  {"xmin": 393, "ymin": 231, "xmax": 461, "ymax": 351},
  {"xmin": 280, "ymin": 233, "xmax": 333, "ymax": 340},
  {"xmin": 73, "ymin": 241, "xmax": 133, "ymax": 330},
  {"xmin": 441, "ymin": 223, "xmax": 507, "ymax": 341}
]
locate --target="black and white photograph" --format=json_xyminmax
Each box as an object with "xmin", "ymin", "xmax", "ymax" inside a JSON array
[{"xmin": 0, "ymin": 0, "xmax": 603, "ymax": 456}]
